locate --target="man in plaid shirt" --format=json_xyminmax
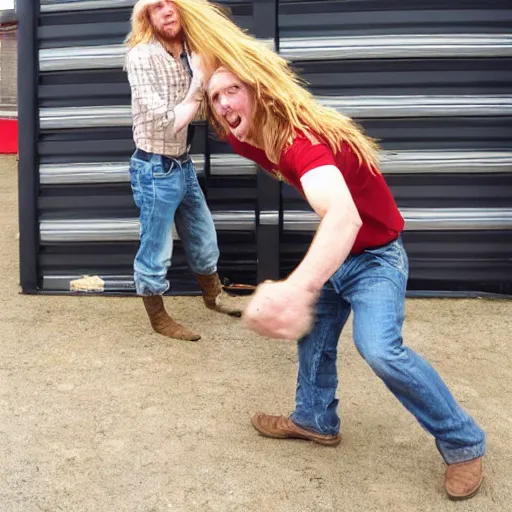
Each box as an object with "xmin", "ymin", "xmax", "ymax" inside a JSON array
[{"xmin": 125, "ymin": 0, "xmax": 241, "ymax": 341}]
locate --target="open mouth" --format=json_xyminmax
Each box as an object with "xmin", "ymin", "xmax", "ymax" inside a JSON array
[{"xmin": 226, "ymin": 114, "xmax": 241, "ymax": 129}]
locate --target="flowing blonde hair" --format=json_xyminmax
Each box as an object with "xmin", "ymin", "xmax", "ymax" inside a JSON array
[{"xmin": 126, "ymin": 0, "xmax": 379, "ymax": 169}]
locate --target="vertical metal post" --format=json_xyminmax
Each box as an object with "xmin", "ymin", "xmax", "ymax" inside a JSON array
[
  {"xmin": 253, "ymin": 0, "xmax": 281, "ymax": 283},
  {"xmin": 17, "ymin": 0, "xmax": 40, "ymax": 293}
]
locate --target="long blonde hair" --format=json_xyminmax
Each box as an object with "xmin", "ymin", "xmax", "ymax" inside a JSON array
[{"xmin": 126, "ymin": 0, "xmax": 379, "ymax": 169}]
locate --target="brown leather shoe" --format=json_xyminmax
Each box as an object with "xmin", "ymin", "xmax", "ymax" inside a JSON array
[
  {"xmin": 445, "ymin": 456, "xmax": 484, "ymax": 500},
  {"xmin": 251, "ymin": 413, "xmax": 341, "ymax": 446},
  {"xmin": 142, "ymin": 296, "xmax": 201, "ymax": 341},
  {"xmin": 195, "ymin": 272, "xmax": 243, "ymax": 317}
]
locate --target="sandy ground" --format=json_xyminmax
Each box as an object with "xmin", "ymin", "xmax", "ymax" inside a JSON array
[{"xmin": 1, "ymin": 155, "xmax": 511, "ymax": 512}]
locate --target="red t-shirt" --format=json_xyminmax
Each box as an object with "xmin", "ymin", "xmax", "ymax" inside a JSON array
[{"xmin": 227, "ymin": 134, "xmax": 404, "ymax": 254}]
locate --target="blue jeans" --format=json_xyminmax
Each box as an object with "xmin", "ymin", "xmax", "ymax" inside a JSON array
[
  {"xmin": 129, "ymin": 149, "xmax": 219, "ymax": 296},
  {"xmin": 291, "ymin": 237, "xmax": 486, "ymax": 464}
]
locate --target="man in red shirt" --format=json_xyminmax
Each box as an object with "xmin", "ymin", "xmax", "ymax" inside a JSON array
[{"xmin": 205, "ymin": 63, "xmax": 485, "ymax": 499}]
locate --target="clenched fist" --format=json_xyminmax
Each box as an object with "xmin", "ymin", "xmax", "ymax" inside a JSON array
[{"xmin": 243, "ymin": 279, "xmax": 318, "ymax": 340}]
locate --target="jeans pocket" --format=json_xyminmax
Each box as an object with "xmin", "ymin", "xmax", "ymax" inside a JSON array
[
  {"xmin": 392, "ymin": 237, "xmax": 409, "ymax": 277},
  {"xmin": 129, "ymin": 170, "xmax": 141, "ymax": 208},
  {"xmin": 130, "ymin": 154, "xmax": 146, "ymax": 172},
  {"xmin": 152, "ymin": 156, "xmax": 177, "ymax": 179},
  {"xmin": 129, "ymin": 159, "xmax": 144, "ymax": 209},
  {"xmin": 365, "ymin": 238, "xmax": 408, "ymax": 278}
]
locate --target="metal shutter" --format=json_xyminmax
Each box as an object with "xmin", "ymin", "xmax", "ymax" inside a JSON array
[
  {"xmin": 17, "ymin": 0, "xmax": 512, "ymax": 296},
  {"xmin": 278, "ymin": 0, "xmax": 512, "ymax": 295},
  {"xmin": 18, "ymin": 0, "xmax": 263, "ymax": 295}
]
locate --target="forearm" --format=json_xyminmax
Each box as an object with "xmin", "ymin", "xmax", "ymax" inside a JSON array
[
  {"xmin": 173, "ymin": 75, "xmax": 204, "ymax": 134},
  {"xmin": 193, "ymin": 99, "xmax": 206, "ymax": 122},
  {"xmin": 288, "ymin": 206, "xmax": 361, "ymax": 293}
]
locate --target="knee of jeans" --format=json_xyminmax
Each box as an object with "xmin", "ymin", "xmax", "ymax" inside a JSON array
[
  {"xmin": 355, "ymin": 337, "xmax": 406, "ymax": 378},
  {"xmin": 316, "ymin": 370, "xmax": 338, "ymax": 390},
  {"xmin": 188, "ymin": 248, "xmax": 218, "ymax": 275},
  {"xmin": 135, "ymin": 250, "xmax": 170, "ymax": 273},
  {"xmin": 188, "ymin": 245, "xmax": 219, "ymax": 274}
]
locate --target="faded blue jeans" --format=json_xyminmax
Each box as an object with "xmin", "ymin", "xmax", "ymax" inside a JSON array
[
  {"xmin": 129, "ymin": 149, "xmax": 219, "ymax": 296},
  {"xmin": 291, "ymin": 237, "xmax": 486, "ymax": 464}
]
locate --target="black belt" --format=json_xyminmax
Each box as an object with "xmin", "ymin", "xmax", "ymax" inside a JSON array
[{"xmin": 135, "ymin": 148, "xmax": 190, "ymax": 164}]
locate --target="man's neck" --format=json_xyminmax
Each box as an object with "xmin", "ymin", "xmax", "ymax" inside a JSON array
[{"xmin": 156, "ymin": 35, "xmax": 184, "ymax": 60}]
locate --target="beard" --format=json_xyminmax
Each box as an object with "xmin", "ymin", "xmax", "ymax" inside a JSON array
[{"xmin": 155, "ymin": 23, "xmax": 182, "ymax": 43}]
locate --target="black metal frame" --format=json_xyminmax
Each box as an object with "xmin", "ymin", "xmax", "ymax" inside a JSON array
[
  {"xmin": 253, "ymin": 0, "xmax": 281, "ymax": 282},
  {"xmin": 17, "ymin": 0, "xmax": 40, "ymax": 293}
]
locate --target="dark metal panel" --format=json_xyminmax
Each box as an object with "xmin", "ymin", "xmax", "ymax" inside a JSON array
[
  {"xmin": 280, "ymin": 231, "xmax": 512, "ymax": 295},
  {"xmin": 38, "ymin": 127, "xmax": 135, "ymax": 163},
  {"xmin": 282, "ymin": 173, "xmax": 512, "ymax": 209},
  {"xmin": 249, "ymin": 0, "xmax": 281, "ymax": 281},
  {"xmin": 17, "ymin": 0, "xmax": 40, "ymax": 293},
  {"xmin": 354, "ymin": 118, "xmax": 512, "ymax": 151},
  {"xmin": 38, "ymin": 15, "xmax": 131, "ymax": 49},
  {"xmin": 39, "ymin": 69, "xmax": 131, "ymax": 108},
  {"xmin": 37, "ymin": 125, "xmax": 208, "ymax": 163},
  {"xmin": 386, "ymin": 174, "xmax": 512, "ymax": 208},
  {"xmin": 278, "ymin": 1, "xmax": 512, "ymax": 38},
  {"xmin": 293, "ymin": 58, "xmax": 512, "ymax": 97}
]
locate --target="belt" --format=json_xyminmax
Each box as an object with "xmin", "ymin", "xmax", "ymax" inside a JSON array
[{"xmin": 135, "ymin": 148, "xmax": 190, "ymax": 164}]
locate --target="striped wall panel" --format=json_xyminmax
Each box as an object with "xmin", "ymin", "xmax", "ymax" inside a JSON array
[
  {"xmin": 16, "ymin": 0, "xmax": 512, "ymax": 295},
  {"xmin": 278, "ymin": 0, "xmax": 512, "ymax": 294},
  {"xmin": 23, "ymin": 0, "xmax": 260, "ymax": 293}
]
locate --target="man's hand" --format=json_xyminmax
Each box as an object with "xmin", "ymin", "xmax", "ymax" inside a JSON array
[
  {"xmin": 173, "ymin": 52, "xmax": 206, "ymax": 133},
  {"xmin": 243, "ymin": 279, "xmax": 318, "ymax": 340},
  {"xmin": 189, "ymin": 52, "xmax": 210, "ymax": 84}
]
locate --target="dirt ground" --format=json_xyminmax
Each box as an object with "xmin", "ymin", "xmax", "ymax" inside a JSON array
[{"xmin": 1, "ymin": 155, "xmax": 511, "ymax": 512}]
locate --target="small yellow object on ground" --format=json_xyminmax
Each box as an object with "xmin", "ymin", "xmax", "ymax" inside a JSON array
[{"xmin": 70, "ymin": 275, "xmax": 105, "ymax": 292}]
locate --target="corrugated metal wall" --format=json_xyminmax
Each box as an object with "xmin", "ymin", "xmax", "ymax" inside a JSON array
[
  {"xmin": 17, "ymin": 0, "xmax": 512, "ymax": 296},
  {"xmin": 21, "ymin": 0, "xmax": 262, "ymax": 295},
  {"xmin": 277, "ymin": 0, "xmax": 512, "ymax": 295}
]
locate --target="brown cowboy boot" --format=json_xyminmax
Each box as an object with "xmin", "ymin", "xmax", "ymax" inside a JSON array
[
  {"xmin": 194, "ymin": 272, "xmax": 242, "ymax": 317},
  {"xmin": 142, "ymin": 296, "xmax": 201, "ymax": 341},
  {"xmin": 445, "ymin": 456, "xmax": 484, "ymax": 500},
  {"xmin": 251, "ymin": 413, "xmax": 341, "ymax": 447}
]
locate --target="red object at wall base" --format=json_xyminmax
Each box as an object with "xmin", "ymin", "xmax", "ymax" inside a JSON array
[{"xmin": 0, "ymin": 119, "xmax": 18, "ymax": 154}]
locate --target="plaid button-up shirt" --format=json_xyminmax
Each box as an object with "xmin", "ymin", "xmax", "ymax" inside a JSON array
[{"xmin": 125, "ymin": 37, "xmax": 192, "ymax": 157}]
